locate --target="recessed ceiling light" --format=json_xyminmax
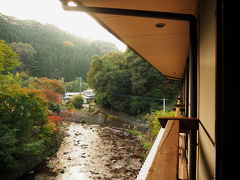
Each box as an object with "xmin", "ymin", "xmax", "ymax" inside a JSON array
[
  {"xmin": 155, "ymin": 23, "xmax": 166, "ymax": 28},
  {"xmin": 68, "ymin": 1, "xmax": 78, "ymax": 7}
]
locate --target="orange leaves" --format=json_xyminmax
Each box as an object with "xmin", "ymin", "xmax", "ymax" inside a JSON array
[
  {"xmin": 19, "ymin": 87, "xmax": 47, "ymax": 103},
  {"xmin": 58, "ymin": 110, "xmax": 74, "ymax": 121},
  {"xmin": 62, "ymin": 41, "xmax": 74, "ymax": 47},
  {"xmin": 41, "ymin": 88, "xmax": 61, "ymax": 104},
  {"xmin": 29, "ymin": 77, "xmax": 64, "ymax": 104},
  {"xmin": 48, "ymin": 115, "xmax": 62, "ymax": 125},
  {"xmin": 44, "ymin": 120, "xmax": 57, "ymax": 133},
  {"xmin": 46, "ymin": 114, "xmax": 63, "ymax": 132},
  {"xmin": 67, "ymin": 109, "xmax": 74, "ymax": 112}
]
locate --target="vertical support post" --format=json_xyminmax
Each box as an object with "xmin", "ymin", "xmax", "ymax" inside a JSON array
[
  {"xmin": 175, "ymin": 96, "xmax": 188, "ymax": 179},
  {"xmin": 184, "ymin": 61, "xmax": 189, "ymax": 118},
  {"xmin": 216, "ymin": 0, "xmax": 223, "ymax": 179},
  {"xmin": 189, "ymin": 17, "xmax": 198, "ymax": 180}
]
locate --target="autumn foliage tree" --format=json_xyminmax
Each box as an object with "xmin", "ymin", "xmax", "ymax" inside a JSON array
[
  {"xmin": 0, "ymin": 40, "xmax": 63, "ymax": 179},
  {"xmin": 27, "ymin": 77, "xmax": 64, "ymax": 112},
  {"xmin": 29, "ymin": 77, "xmax": 64, "ymax": 104}
]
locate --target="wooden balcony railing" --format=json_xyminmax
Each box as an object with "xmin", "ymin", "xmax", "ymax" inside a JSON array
[
  {"xmin": 146, "ymin": 120, "xmax": 179, "ymax": 180},
  {"xmin": 136, "ymin": 117, "xmax": 199, "ymax": 180}
]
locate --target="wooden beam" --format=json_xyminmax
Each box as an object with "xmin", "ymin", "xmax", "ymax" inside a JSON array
[
  {"xmin": 158, "ymin": 117, "xmax": 199, "ymax": 132},
  {"xmin": 146, "ymin": 120, "xmax": 179, "ymax": 180}
]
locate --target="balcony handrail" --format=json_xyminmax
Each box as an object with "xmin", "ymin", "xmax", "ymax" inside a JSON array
[
  {"xmin": 136, "ymin": 127, "xmax": 165, "ymax": 180},
  {"xmin": 146, "ymin": 120, "xmax": 180, "ymax": 180},
  {"xmin": 136, "ymin": 117, "xmax": 199, "ymax": 180}
]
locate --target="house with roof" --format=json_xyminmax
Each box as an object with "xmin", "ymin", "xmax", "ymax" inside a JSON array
[
  {"xmin": 63, "ymin": 89, "xmax": 95, "ymax": 104},
  {"xmin": 81, "ymin": 89, "xmax": 95, "ymax": 104},
  {"xmin": 62, "ymin": 92, "xmax": 81, "ymax": 102}
]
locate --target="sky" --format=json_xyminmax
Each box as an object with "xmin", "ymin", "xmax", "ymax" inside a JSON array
[{"xmin": 0, "ymin": 0, "xmax": 126, "ymax": 51}]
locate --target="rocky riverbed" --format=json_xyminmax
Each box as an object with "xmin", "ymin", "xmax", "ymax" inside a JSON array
[{"xmin": 27, "ymin": 122, "xmax": 145, "ymax": 180}]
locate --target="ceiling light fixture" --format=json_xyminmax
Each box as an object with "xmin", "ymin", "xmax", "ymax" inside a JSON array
[
  {"xmin": 155, "ymin": 23, "xmax": 166, "ymax": 28},
  {"xmin": 68, "ymin": 1, "xmax": 78, "ymax": 7}
]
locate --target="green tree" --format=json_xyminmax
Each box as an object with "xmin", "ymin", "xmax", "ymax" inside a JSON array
[
  {"xmin": 0, "ymin": 40, "xmax": 19, "ymax": 73},
  {"xmin": 10, "ymin": 42, "xmax": 37, "ymax": 74},
  {"xmin": 94, "ymin": 92, "xmax": 110, "ymax": 107},
  {"xmin": 65, "ymin": 77, "xmax": 88, "ymax": 92},
  {"xmin": 87, "ymin": 49, "xmax": 180, "ymax": 115}
]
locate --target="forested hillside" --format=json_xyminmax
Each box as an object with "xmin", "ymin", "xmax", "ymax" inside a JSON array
[{"xmin": 0, "ymin": 13, "xmax": 118, "ymax": 81}]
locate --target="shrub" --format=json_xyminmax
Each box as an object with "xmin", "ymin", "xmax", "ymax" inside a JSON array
[
  {"xmin": 143, "ymin": 111, "xmax": 176, "ymax": 149},
  {"xmin": 125, "ymin": 129, "xmax": 142, "ymax": 136},
  {"xmin": 71, "ymin": 95, "xmax": 84, "ymax": 109},
  {"xmin": 94, "ymin": 92, "xmax": 110, "ymax": 107},
  {"xmin": 49, "ymin": 103, "xmax": 61, "ymax": 113}
]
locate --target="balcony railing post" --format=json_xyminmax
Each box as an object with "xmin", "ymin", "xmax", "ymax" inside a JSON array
[
  {"xmin": 189, "ymin": 15, "xmax": 198, "ymax": 180},
  {"xmin": 176, "ymin": 96, "xmax": 188, "ymax": 180}
]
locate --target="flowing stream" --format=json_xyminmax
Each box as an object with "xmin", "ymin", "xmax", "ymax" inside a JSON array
[{"xmin": 20, "ymin": 121, "xmax": 145, "ymax": 180}]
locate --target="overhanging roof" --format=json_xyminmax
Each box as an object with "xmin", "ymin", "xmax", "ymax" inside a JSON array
[{"xmin": 62, "ymin": 0, "xmax": 198, "ymax": 79}]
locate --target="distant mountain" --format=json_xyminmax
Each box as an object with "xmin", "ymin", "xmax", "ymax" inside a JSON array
[{"xmin": 0, "ymin": 13, "xmax": 118, "ymax": 81}]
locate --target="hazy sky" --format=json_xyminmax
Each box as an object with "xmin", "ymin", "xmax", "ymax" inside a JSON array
[{"xmin": 0, "ymin": 0, "xmax": 126, "ymax": 51}]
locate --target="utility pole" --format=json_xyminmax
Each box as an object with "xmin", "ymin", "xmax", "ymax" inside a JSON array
[
  {"xmin": 163, "ymin": 98, "xmax": 166, "ymax": 112},
  {"xmin": 80, "ymin": 77, "xmax": 82, "ymax": 92},
  {"xmin": 159, "ymin": 98, "xmax": 167, "ymax": 112}
]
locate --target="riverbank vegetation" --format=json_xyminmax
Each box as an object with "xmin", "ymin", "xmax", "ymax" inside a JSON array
[
  {"xmin": 143, "ymin": 111, "xmax": 176, "ymax": 147},
  {"xmin": 0, "ymin": 40, "xmax": 65, "ymax": 179},
  {"xmin": 71, "ymin": 95, "xmax": 84, "ymax": 109},
  {"xmin": 125, "ymin": 110, "xmax": 176, "ymax": 158}
]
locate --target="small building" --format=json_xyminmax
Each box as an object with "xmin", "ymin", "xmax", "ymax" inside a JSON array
[
  {"xmin": 63, "ymin": 89, "xmax": 95, "ymax": 104},
  {"xmin": 81, "ymin": 89, "xmax": 95, "ymax": 104},
  {"xmin": 62, "ymin": 92, "xmax": 81, "ymax": 102}
]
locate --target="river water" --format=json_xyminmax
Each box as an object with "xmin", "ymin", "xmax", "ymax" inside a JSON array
[{"xmin": 20, "ymin": 121, "xmax": 145, "ymax": 180}]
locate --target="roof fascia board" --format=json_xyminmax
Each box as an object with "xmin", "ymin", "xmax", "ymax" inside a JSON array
[{"xmin": 61, "ymin": 1, "xmax": 195, "ymax": 22}]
